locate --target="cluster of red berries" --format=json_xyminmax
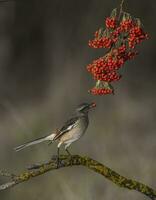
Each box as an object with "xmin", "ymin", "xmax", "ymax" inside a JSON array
[
  {"xmin": 87, "ymin": 9, "xmax": 148, "ymax": 95},
  {"xmin": 128, "ymin": 26, "xmax": 148, "ymax": 48},
  {"xmin": 88, "ymin": 36, "xmax": 113, "ymax": 49},
  {"xmin": 90, "ymin": 87, "xmax": 113, "ymax": 95},
  {"xmin": 89, "ymin": 19, "xmax": 148, "ymax": 50},
  {"xmin": 120, "ymin": 19, "xmax": 134, "ymax": 31},
  {"xmin": 106, "ymin": 17, "xmax": 117, "ymax": 29}
]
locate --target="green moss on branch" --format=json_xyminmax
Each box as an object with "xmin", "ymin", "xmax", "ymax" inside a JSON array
[{"xmin": 0, "ymin": 155, "xmax": 156, "ymax": 200}]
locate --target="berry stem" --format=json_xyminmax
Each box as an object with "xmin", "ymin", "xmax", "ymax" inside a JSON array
[{"xmin": 118, "ymin": 0, "xmax": 125, "ymax": 21}]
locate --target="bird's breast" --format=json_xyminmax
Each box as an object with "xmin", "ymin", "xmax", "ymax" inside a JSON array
[{"xmin": 60, "ymin": 117, "xmax": 88, "ymax": 143}]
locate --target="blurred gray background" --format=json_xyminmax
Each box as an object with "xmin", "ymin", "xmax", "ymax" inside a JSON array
[{"xmin": 0, "ymin": 0, "xmax": 155, "ymax": 199}]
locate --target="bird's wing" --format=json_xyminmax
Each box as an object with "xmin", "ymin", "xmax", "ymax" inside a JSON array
[{"xmin": 53, "ymin": 116, "xmax": 79, "ymax": 140}]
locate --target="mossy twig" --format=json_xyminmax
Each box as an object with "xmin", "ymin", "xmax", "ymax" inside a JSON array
[{"xmin": 0, "ymin": 155, "xmax": 156, "ymax": 200}]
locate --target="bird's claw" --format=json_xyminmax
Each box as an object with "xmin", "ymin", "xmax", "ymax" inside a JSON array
[
  {"xmin": 68, "ymin": 155, "xmax": 73, "ymax": 166},
  {"xmin": 56, "ymin": 157, "xmax": 62, "ymax": 168}
]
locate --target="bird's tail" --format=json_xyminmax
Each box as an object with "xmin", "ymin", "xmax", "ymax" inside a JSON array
[{"xmin": 14, "ymin": 133, "xmax": 56, "ymax": 152}]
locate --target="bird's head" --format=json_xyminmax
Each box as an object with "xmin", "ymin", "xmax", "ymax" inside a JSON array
[{"xmin": 76, "ymin": 102, "xmax": 96, "ymax": 115}]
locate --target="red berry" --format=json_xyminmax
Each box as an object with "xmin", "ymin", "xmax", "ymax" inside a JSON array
[{"xmin": 105, "ymin": 17, "xmax": 117, "ymax": 29}]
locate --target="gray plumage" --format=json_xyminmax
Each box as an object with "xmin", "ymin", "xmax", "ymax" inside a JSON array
[
  {"xmin": 14, "ymin": 134, "xmax": 56, "ymax": 152},
  {"xmin": 14, "ymin": 102, "xmax": 96, "ymax": 152}
]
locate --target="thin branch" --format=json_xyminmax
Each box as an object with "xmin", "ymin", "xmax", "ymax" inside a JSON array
[
  {"xmin": 120, "ymin": 0, "xmax": 124, "ymax": 12},
  {"xmin": 118, "ymin": 0, "xmax": 125, "ymax": 20},
  {"xmin": 0, "ymin": 155, "xmax": 156, "ymax": 200}
]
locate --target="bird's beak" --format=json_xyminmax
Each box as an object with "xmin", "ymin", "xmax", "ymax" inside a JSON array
[{"xmin": 89, "ymin": 102, "xmax": 96, "ymax": 109}]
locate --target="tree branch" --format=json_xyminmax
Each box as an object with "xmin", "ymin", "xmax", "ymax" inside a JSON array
[{"xmin": 0, "ymin": 155, "xmax": 156, "ymax": 199}]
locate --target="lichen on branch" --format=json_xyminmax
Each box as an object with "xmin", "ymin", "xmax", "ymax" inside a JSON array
[{"xmin": 0, "ymin": 155, "xmax": 156, "ymax": 200}]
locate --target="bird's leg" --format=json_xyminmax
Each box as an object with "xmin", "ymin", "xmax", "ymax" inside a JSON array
[
  {"xmin": 65, "ymin": 148, "xmax": 73, "ymax": 166},
  {"xmin": 57, "ymin": 147, "xmax": 60, "ymax": 168},
  {"xmin": 56, "ymin": 142, "xmax": 63, "ymax": 168},
  {"xmin": 66, "ymin": 148, "xmax": 71, "ymax": 156}
]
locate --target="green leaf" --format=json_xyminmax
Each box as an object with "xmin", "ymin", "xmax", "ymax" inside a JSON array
[
  {"xmin": 95, "ymin": 80, "xmax": 101, "ymax": 87},
  {"xmin": 110, "ymin": 8, "xmax": 117, "ymax": 18},
  {"xmin": 98, "ymin": 28, "xmax": 104, "ymax": 38},
  {"xmin": 122, "ymin": 12, "xmax": 131, "ymax": 21},
  {"xmin": 103, "ymin": 82, "xmax": 114, "ymax": 90},
  {"xmin": 135, "ymin": 18, "xmax": 142, "ymax": 27}
]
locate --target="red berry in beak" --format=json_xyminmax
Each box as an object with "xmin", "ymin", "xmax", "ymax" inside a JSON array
[{"xmin": 89, "ymin": 102, "xmax": 96, "ymax": 108}]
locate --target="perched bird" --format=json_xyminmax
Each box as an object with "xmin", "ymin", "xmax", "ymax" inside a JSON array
[{"xmin": 14, "ymin": 102, "xmax": 96, "ymax": 166}]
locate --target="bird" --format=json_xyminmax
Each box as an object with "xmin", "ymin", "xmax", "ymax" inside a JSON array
[{"xmin": 14, "ymin": 102, "xmax": 96, "ymax": 167}]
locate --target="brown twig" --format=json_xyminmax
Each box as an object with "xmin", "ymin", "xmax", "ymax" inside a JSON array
[
  {"xmin": 0, "ymin": 155, "xmax": 156, "ymax": 200},
  {"xmin": 118, "ymin": 0, "xmax": 125, "ymax": 20}
]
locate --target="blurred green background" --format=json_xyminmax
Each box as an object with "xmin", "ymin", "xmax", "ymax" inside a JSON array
[{"xmin": 0, "ymin": 0, "xmax": 155, "ymax": 199}]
